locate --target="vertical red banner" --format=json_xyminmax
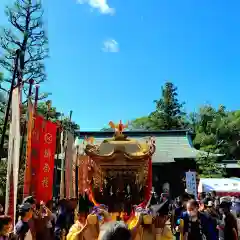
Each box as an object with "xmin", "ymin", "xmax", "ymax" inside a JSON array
[
  {"xmin": 31, "ymin": 115, "xmax": 44, "ymax": 198},
  {"xmin": 35, "ymin": 119, "xmax": 57, "ymax": 203}
]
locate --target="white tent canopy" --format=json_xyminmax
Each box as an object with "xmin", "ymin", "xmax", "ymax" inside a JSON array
[{"xmin": 198, "ymin": 178, "xmax": 240, "ymax": 193}]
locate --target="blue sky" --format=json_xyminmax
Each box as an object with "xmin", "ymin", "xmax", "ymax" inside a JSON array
[{"xmin": 0, "ymin": 0, "xmax": 240, "ymax": 130}]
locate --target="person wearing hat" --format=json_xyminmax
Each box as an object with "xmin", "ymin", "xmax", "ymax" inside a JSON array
[
  {"xmin": 22, "ymin": 197, "xmax": 36, "ymax": 212},
  {"xmin": 15, "ymin": 202, "xmax": 33, "ymax": 240},
  {"xmin": 21, "ymin": 196, "xmax": 37, "ymax": 240},
  {"xmin": 219, "ymin": 201, "xmax": 238, "ymax": 240}
]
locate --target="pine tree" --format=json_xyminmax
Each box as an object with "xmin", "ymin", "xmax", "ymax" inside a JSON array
[{"xmin": 0, "ymin": 0, "xmax": 48, "ymax": 95}]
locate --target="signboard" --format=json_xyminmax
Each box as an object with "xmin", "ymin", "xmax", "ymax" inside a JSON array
[{"xmin": 186, "ymin": 171, "xmax": 197, "ymax": 199}]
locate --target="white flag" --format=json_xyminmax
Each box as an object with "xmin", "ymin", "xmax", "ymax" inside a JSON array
[{"xmin": 5, "ymin": 88, "xmax": 21, "ymax": 226}]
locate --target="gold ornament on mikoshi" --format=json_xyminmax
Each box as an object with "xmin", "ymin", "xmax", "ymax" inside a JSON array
[
  {"xmin": 84, "ymin": 136, "xmax": 95, "ymax": 145},
  {"xmin": 108, "ymin": 120, "xmax": 128, "ymax": 135}
]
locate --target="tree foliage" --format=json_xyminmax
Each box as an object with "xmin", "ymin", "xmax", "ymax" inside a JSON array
[
  {"xmin": 150, "ymin": 82, "xmax": 186, "ymax": 130},
  {"xmin": 0, "ymin": 73, "xmax": 6, "ymax": 114},
  {"xmin": 0, "ymin": 0, "xmax": 48, "ymax": 94},
  {"xmin": 127, "ymin": 82, "xmax": 240, "ymax": 177},
  {"xmin": 0, "ymin": 1, "xmax": 81, "ymax": 195},
  {"xmin": 196, "ymin": 145, "xmax": 226, "ymax": 178},
  {"xmin": 129, "ymin": 116, "xmax": 152, "ymax": 130},
  {"xmin": 36, "ymin": 101, "xmax": 80, "ymax": 132},
  {"xmin": 196, "ymin": 155, "xmax": 225, "ymax": 178},
  {"xmin": 192, "ymin": 105, "xmax": 240, "ymax": 160},
  {"xmin": 131, "ymin": 82, "xmax": 186, "ymax": 130}
]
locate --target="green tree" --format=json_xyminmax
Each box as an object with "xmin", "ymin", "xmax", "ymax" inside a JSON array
[
  {"xmin": 130, "ymin": 82, "xmax": 186, "ymax": 130},
  {"xmin": 0, "ymin": 0, "xmax": 48, "ymax": 94},
  {"xmin": 192, "ymin": 105, "xmax": 240, "ymax": 159},
  {"xmin": 196, "ymin": 154, "xmax": 225, "ymax": 178},
  {"xmin": 129, "ymin": 116, "xmax": 152, "ymax": 130},
  {"xmin": 0, "ymin": 160, "xmax": 7, "ymax": 196},
  {"xmin": 149, "ymin": 82, "xmax": 186, "ymax": 130},
  {"xmin": 0, "ymin": 73, "xmax": 6, "ymax": 114},
  {"xmin": 36, "ymin": 101, "xmax": 80, "ymax": 132},
  {"xmin": 196, "ymin": 145, "xmax": 226, "ymax": 178}
]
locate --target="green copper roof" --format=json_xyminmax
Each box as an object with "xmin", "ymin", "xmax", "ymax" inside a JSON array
[
  {"xmin": 151, "ymin": 135, "xmax": 202, "ymax": 163},
  {"xmin": 56, "ymin": 131, "xmax": 220, "ymax": 164}
]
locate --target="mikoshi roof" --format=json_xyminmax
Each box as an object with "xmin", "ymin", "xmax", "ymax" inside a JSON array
[{"xmin": 84, "ymin": 135, "xmax": 155, "ymax": 160}]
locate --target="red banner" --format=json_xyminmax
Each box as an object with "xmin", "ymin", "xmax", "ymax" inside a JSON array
[
  {"xmin": 30, "ymin": 115, "xmax": 57, "ymax": 203},
  {"xmin": 36, "ymin": 119, "xmax": 57, "ymax": 203},
  {"xmin": 31, "ymin": 115, "xmax": 44, "ymax": 198}
]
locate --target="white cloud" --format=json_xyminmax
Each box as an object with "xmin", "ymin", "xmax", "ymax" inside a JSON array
[
  {"xmin": 77, "ymin": 0, "xmax": 115, "ymax": 15},
  {"xmin": 102, "ymin": 39, "xmax": 119, "ymax": 53}
]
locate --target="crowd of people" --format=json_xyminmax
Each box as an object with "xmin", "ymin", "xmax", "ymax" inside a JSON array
[
  {"xmin": 171, "ymin": 191, "xmax": 240, "ymax": 240},
  {"xmin": 0, "ymin": 191, "xmax": 239, "ymax": 239}
]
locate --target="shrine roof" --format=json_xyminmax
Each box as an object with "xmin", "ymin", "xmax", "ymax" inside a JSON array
[
  {"xmin": 75, "ymin": 130, "xmax": 220, "ymax": 163},
  {"xmin": 75, "ymin": 129, "xmax": 193, "ymax": 138},
  {"xmin": 150, "ymin": 135, "xmax": 220, "ymax": 163}
]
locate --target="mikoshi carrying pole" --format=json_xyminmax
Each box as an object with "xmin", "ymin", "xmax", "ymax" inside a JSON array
[{"xmin": 0, "ymin": 49, "xmax": 21, "ymax": 157}]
